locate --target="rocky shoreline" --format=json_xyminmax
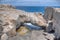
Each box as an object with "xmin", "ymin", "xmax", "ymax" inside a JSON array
[{"xmin": 0, "ymin": 4, "xmax": 60, "ymax": 40}]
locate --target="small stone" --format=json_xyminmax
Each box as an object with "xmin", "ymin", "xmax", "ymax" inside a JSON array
[{"xmin": 1, "ymin": 33, "xmax": 8, "ymax": 40}]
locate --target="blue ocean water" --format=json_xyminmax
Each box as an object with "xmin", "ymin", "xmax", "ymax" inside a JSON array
[
  {"xmin": 16, "ymin": 6, "xmax": 46, "ymax": 13},
  {"xmin": 24, "ymin": 23, "xmax": 42, "ymax": 30},
  {"xmin": 16, "ymin": 6, "xmax": 60, "ymax": 14}
]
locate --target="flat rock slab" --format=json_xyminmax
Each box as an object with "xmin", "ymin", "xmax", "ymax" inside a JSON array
[
  {"xmin": 31, "ymin": 30, "xmax": 55, "ymax": 40},
  {"xmin": 31, "ymin": 30, "xmax": 47, "ymax": 40},
  {"xmin": 8, "ymin": 30, "xmax": 55, "ymax": 40},
  {"xmin": 8, "ymin": 32, "xmax": 31, "ymax": 40}
]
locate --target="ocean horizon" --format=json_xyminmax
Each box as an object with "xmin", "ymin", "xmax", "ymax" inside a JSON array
[{"xmin": 16, "ymin": 6, "xmax": 60, "ymax": 14}]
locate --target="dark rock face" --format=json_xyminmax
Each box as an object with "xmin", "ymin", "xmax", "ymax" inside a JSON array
[
  {"xmin": 44, "ymin": 7, "xmax": 60, "ymax": 38},
  {"xmin": 44, "ymin": 7, "xmax": 54, "ymax": 21},
  {"xmin": 53, "ymin": 8, "xmax": 60, "ymax": 38}
]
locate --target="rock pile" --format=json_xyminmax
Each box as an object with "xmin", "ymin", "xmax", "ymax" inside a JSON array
[{"xmin": 0, "ymin": 4, "xmax": 47, "ymax": 40}]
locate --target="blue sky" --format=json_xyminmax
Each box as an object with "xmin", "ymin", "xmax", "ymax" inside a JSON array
[{"xmin": 0, "ymin": 0, "xmax": 60, "ymax": 6}]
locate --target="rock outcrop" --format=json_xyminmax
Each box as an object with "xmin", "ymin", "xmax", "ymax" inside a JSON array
[
  {"xmin": 0, "ymin": 4, "xmax": 47, "ymax": 40},
  {"xmin": 44, "ymin": 7, "xmax": 60, "ymax": 39},
  {"xmin": 0, "ymin": 4, "xmax": 47, "ymax": 27}
]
